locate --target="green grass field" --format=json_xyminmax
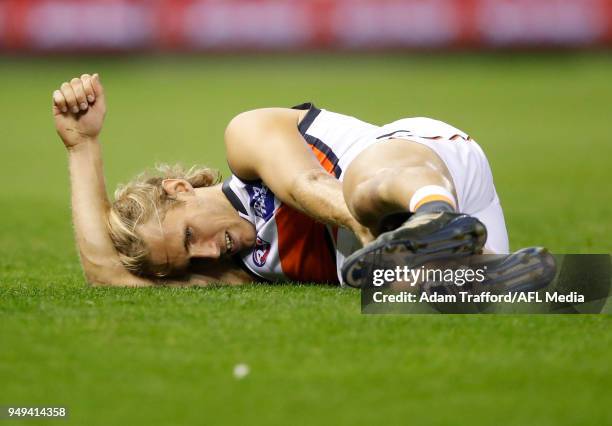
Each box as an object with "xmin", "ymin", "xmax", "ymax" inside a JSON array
[{"xmin": 0, "ymin": 53, "xmax": 611, "ymax": 425}]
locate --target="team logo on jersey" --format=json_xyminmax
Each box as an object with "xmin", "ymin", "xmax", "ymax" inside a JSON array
[
  {"xmin": 252, "ymin": 236, "xmax": 271, "ymax": 267},
  {"xmin": 246, "ymin": 183, "xmax": 275, "ymax": 220}
]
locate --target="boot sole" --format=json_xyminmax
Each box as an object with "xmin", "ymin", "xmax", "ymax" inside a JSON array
[{"xmin": 342, "ymin": 215, "xmax": 487, "ymax": 288}]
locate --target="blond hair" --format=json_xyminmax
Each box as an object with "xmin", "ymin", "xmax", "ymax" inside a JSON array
[{"xmin": 108, "ymin": 163, "xmax": 221, "ymax": 277}]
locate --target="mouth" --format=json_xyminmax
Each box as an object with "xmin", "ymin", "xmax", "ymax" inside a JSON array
[{"xmin": 224, "ymin": 230, "xmax": 234, "ymax": 254}]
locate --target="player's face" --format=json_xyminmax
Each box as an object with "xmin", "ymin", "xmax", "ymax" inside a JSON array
[{"xmin": 138, "ymin": 187, "xmax": 256, "ymax": 276}]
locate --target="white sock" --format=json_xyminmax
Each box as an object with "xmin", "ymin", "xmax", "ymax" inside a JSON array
[{"xmin": 409, "ymin": 185, "xmax": 457, "ymax": 212}]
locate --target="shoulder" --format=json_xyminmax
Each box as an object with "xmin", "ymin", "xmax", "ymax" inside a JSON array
[
  {"xmin": 224, "ymin": 108, "xmax": 302, "ymax": 181},
  {"xmin": 225, "ymin": 107, "xmax": 305, "ymax": 137}
]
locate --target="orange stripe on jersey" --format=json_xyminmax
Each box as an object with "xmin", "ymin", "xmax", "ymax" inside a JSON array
[
  {"xmin": 303, "ymin": 134, "xmax": 342, "ymax": 178},
  {"xmin": 275, "ymin": 205, "xmax": 338, "ymax": 284},
  {"xmin": 309, "ymin": 144, "xmax": 336, "ymax": 176}
]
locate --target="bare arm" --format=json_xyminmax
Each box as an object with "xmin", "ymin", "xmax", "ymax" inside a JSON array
[
  {"xmin": 53, "ymin": 75, "xmax": 247, "ymax": 286},
  {"xmin": 69, "ymin": 140, "xmax": 247, "ymax": 285},
  {"xmin": 225, "ymin": 108, "xmax": 373, "ymax": 244},
  {"xmin": 67, "ymin": 141, "xmax": 153, "ymax": 286},
  {"xmin": 53, "ymin": 74, "xmax": 153, "ymax": 286}
]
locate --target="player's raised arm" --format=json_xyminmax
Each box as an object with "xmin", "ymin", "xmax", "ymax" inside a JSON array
[
  {"xmin": 53, "ymin": 74, "xmax": 153, "ymax": 286},
  {"xmin": 53, "ymin": 75, "xmax": 245, "ymax": 287},
  {"xmin": 224, "ymin": 108, "xmax": 373, "ymax": 244}
]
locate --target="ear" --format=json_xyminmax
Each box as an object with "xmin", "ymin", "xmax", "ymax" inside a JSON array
[{"xmin": 162, "ymin": 179, "xmax": 195, "ymax": 197}]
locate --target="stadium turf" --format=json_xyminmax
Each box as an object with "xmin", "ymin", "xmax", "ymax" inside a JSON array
[{"xmin": 0, "ymin": 53, "xmax": 610, "ymax": 425}]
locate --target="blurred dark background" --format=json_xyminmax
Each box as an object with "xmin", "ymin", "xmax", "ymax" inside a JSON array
[{"xmin": 1, "ymin": 0, "xmax": 611, "ymax": 53}]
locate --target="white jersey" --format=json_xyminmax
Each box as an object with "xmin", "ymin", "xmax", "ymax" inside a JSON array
[
  {"xmin": 223, "ymin": 176, "xmax": 359, "ymax": 284},
  {"xmin": 223, "ymin": 103, "xmax": 509, "ymax": 284}
]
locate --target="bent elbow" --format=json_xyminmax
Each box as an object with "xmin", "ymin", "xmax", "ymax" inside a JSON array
[
  {"xmin": 83, "ymin": 267, "xmax": 116, "ymax": 287},
  {"xmin": 224, "ymin": 110, "xmax": 257, "ymax": 147},
  {"xmin": 82, "ymin": 262, "xmax": 151, "ymax": 288},
  {"xmin": 85, "ymin": 273, "xmax": 151, "ymax": 288}
]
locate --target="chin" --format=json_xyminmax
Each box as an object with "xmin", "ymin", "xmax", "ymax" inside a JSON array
[{"xmin": 236, "ymin": 224, "xmax": 256, "ymax": 247}]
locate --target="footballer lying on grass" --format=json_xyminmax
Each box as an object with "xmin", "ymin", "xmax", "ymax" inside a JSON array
[{"xmin": 52, "ymin": 74, "xmax": 542, "ymax": 288}]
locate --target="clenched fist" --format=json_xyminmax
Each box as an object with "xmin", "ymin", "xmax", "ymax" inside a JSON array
[{"xmin": 53, "ymin": 73, "xmax": 106, "ymax": 149}]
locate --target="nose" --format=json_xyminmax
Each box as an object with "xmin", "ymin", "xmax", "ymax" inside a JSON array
[{"xmin": 190, "ymin": 240, "xmax": 221, "ymax": 259}]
